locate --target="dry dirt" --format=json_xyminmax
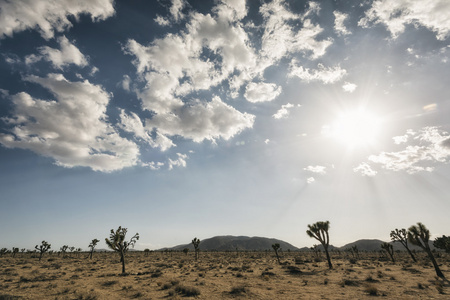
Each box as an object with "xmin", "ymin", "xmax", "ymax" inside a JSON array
[{"xmin": 1, "ymin": 251, "xmax": 449, "ymax": 299}]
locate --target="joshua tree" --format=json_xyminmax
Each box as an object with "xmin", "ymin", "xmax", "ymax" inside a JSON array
[
  {"xmin": 192, "ymin": 237, "xmax": 200, "ymax": 261},
  {"xmin": 310, "ymin": 244, "xmax": 320, "ymax": 259},
  {"xmin": 88, "ymin": 239, "xmax": 100, "ymax": 259},
  {"xmin": 35, "ymin": 241, "xmax": 51, "ymax": 261},
  {"xmin": 0, "ymin": 248, "xmax": 7, "ymax": 257},
  {"xmin": 144, "ymin": 248, "xmax": 150, "ymax": 257},
  {"xmin": 390, "ymin": 228, "xmax": 416, "ymax": 262},
  {"xmin": 408, "ymin": 223, "xmax": 445, "ymax": 279},
  {"xmin": 105, "ymin": 226, "xmax": 139, "ymax": 274},
  {"xmin": 183, "ymin": 248, "xmax": 189, "ymax": 256},
  {"xmin": 12, "ymin": 247, "xmax": 19, "ymax": 258},
  {"xmin": 381, "ymin": 242, "xmax": 395, "ymax": 263},
  {"xmin": 434, "ymin": 235, "xmax": 450, "ymax": 253},
  {"xmin": 60, "ymin": 245, "xmax": 68, "ymax": 258},
  {"xmin": 307, "ymin": 221, "xmax": 332, "ymax": 269},
  {"xmin": 272, "ymin": 243, "xmax": 281, "ymax": 264}
]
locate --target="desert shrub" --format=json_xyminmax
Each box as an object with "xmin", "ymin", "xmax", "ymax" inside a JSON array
[
  {"xmin": 364, "ymin": 284, "xmax": 378, "ymax": 296},
  {"xmin": 341, "ymin": 279, "xmax": 359, "ymax": 287},
  {"xmin": 101, "ymin": 280, "xmax": 118, "ymax": 287},
  {"xmin": 365, "ymin": 275, "xmax": 379, "ymax": 283},
  {"xmin": 151, "ymin": 269, "xmax": 163, "ymax": 278},
  {"xmin": 174, "ymin": 285, "xmax": 200, "ymax": 297},
  {"xmin": 286, "ymin": 266, "xmax": 302, "ymax": 275},
  {"xmin": 0, "ymin": 295, "xmax": 21, "ymax": 300},
  {"xmin": 230, "ymin": 285, "xmax": 249, "ymax": 295}
]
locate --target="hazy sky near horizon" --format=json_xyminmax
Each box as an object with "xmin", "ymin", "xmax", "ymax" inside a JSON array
[{"xmin": 1, "ymin": 0, "xmax": 450, "ymax": 251}]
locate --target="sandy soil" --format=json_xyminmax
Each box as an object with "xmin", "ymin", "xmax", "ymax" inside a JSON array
[{"xmin": 1, "ymin": 251, "xmax": 449, "ymax": 299}]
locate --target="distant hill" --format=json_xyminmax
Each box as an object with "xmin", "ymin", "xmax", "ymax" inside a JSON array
[
  {"xmin": 339, "ymin": 239, "xmax": 436, "ymax": 252},
  {"xmin": 161, "ymin": 236, "xmax": 299, "ymax": 251},
  {"xmin": 339, "ymin": 239, "xmax": 385, "ymax": 252}
]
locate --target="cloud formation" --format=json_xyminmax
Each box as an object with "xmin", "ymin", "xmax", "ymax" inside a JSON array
[
  {"xmin": 244, "ymin": 82, "xmax": 282, "ymax": 103},
  {"xmin": 0, "ymin": 0, "xmax": 115, "ymax": 39},
  {"xmin": 362, "ymin": 127, "xmax": 450, "ymax": 175},
  {"xmin": 0, "ymin": 74, "xmax": 139, "ymax": 172},
  {"xmin": 273, "ymin": 103, "xmax": 294, "ymax": 119},
  {"xmin": 360, "ymin": 0, "xmax": 450, "ymax": 40},
  {"xmin": 25, "ymin": 36, "xmax": 88, "ymax": 69},
  {"xmin": 304, "ymin": 165, "xmax": 326, "ymax": 175},
  {"xmin": 289, "ymin": 61, "xmax": 347, "ymax": 84}
]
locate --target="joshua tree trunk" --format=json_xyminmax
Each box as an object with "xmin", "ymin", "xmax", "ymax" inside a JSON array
[
  {"xmin": 324, "ymin": 246, "xmax": 332, "ymax": 269},
  {"xmin": 120, "ymin": 250, "xmax": 126, "ymax": 274},
  {"xmin": 425, "ymin": 249, "xmax": 444, "ymax": 279},
  {"xmin": 405, "ymin": 247, "xmax": 417, "ymax": 263}
]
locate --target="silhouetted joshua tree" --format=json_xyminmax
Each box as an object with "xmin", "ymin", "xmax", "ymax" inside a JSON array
[
  {"xmin": 408, "ymin": 223, "xmax": 445, "ymax": 279},
  {"xmin": 311, "ymin": 244, "xmax": 320, "ymax": 259},
  {"xmin": 12, "ymin": 247, "xmax": 19, "ymax": 258},
  {"xmin": 307, "ymin": 221, "xmax": 332, "ymax": 269},
  {"xmin": 381, "ymin": 242, "xmax": 395, "ymax": 263},
  {"xmin": 183, "ymin": 248, "xmax": 189, "ymax": 256},
  {"xmin": 192, "ymin": 237, "xmax": 200, "ymax": 261},
  {"xmin": 272, "ymin": 243, "xmax": 281, "ymax": 264},
  {"xmin": 0, "ymin": 248, "xmax": 7, "ymax": 257},
  {"xmin": 88, "ymin": 239, "xmax": 100, "ymax": 259},
  {"xmin": 105, "ymin": 226, "xmax": 139, "ymax": 274},
  {"xmin": 60, "ymin": 245, "xmax": 68, "ymax": 258},
  {"xmin": 434, "ymin": 235, "xmax": 450, "ymax": 253},
  {"xmin": 390, "ymin": 228, "xmax": 416, "ymax": 262},
  {"xmin": 35, "ymin": 241, "xmax": 51, "ymax": 261}
]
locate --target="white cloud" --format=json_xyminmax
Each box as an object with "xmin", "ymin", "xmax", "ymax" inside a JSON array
[
  {"xmin": 120, "ymin": 75, "xmax": 131, "ymax": 92},
  {"xmin": 0, "ymin": 74, "xmax": 139, "ymax": 172},
  {"xmin": 119, "ymin": 110, "xmax": 175, "ymax": 151},
  {"xmin": 0, "ymin": 0, "xmax": 115, "ymax": 40},
  {"xmin": 304, "ymin": 165, "xmax": 326, "ymax": 175},
  {"xmin": 142, "ymin": 161, "xmax": 165, "ymax": 170},
  {"xmin": 145, "ymin": 96, "xmax": 255, "ymax": 143},
  {"xmin": 306, "ymin": 177, "xmax": 315, "ymax": 184},
  {"xmin": 289, "ymin": 61, "xmax": 347, "ymax": 84},
  {"xmin": 359, "ymin": 0, "xmax": 450, "ymax": 40},
  {"xmin": 168, "ymin": 153, "xmax": 188, "ymax": 170},
  {"xmin": 353, "ymin": 162, "xmax": 377, "ymax": 177},
  {"xmin": 367, "ymin": 127, "xmax": 450, "ymax": 174},
  {"xmin": 264, "ymin": 139, "xmax": 270, "ymax": 144},
  {"xmin": 342, "ymin": 82, "xmax": 357, "ymax": 93},
  {"xmin": 273, "ymin": 103, "xmax": 294, "ymax": 119},
  {"xmin": 154, "ymin": 15, "xmax": 171, "ymax": 26},
  {"xmin": 259, "ymin": 1, "xmax": 332, "ymax": 62},
  {"xmin": 25, "ymin": 36, "xmax": 88, "ymax": 69},
  {"xmin": 154, "ymin": 0, "xmax": 187, "ymax": 26},
  {"xmin": 244, "ymin": 82, "xmax": 282, "ymax": 103},
  {"xmin": 169, "ymin": 0, "xmax": 187, "ymax": 22},
  {"xmin": 334, "ymin": 11, "xmax": 351, "ymax": 36}
]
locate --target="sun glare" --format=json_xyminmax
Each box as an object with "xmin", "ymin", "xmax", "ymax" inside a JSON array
[{"xmin": 328, "ymin": 110, "xmax": 381, "ymax": 148}]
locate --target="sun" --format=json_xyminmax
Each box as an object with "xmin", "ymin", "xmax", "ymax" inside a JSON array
[{"xmin": 327, "ymin": 109, "xmax": 381, "ymax": 148}]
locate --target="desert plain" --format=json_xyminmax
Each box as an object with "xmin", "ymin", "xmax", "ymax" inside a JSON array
[{"xmin": 0, "ymin": 250, "xmax": 449, "ymax": 299}]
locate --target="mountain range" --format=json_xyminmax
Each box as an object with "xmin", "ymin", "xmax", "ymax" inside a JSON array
[{"xmin": 160, "ymin": 236, "xmax": 436, "ymax": 252}]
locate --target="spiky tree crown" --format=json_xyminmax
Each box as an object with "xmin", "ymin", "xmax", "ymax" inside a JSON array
[
  {"xmin": 407, "ymin": 222, "xmax": 430, "ymax": 249},
  {"xmin": 105, "ymin": 226, "xmax": 139, "ymax": 252},
  {"xmin": 35, "ymin": 241, "xmax": 51, "ymax": 252},
  {"xmin": 192, "ymin": 237, "xmax": 200, "ymax": 250},
  {"xmin": 89, "ymin": 239, "xmax": 100, "ymax": 249},
  {"xmin": 306, "ymin": 221, "xmax": 330, "ymax": 246},
  {"xmin": 381, "ymin": 242, "xmax": 393, "ymax": 251},
  {"xmin": 272, "ymin": 243, "xmax": 280, "ymax": 251}
]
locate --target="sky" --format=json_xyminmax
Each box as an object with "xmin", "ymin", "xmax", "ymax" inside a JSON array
[{"xmin": 1, "ymin": 0, "xmax": 450, "ymax": 251}]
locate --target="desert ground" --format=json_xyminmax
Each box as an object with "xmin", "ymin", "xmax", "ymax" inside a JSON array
[{"xmin": 0, "ymin": 250, "xmax": 449, "ymax": 299}]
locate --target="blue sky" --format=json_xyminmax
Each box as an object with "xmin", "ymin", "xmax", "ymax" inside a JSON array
[{"xmin": 1, "ymin": 0, "xmax": 450, "ymax": 250}]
